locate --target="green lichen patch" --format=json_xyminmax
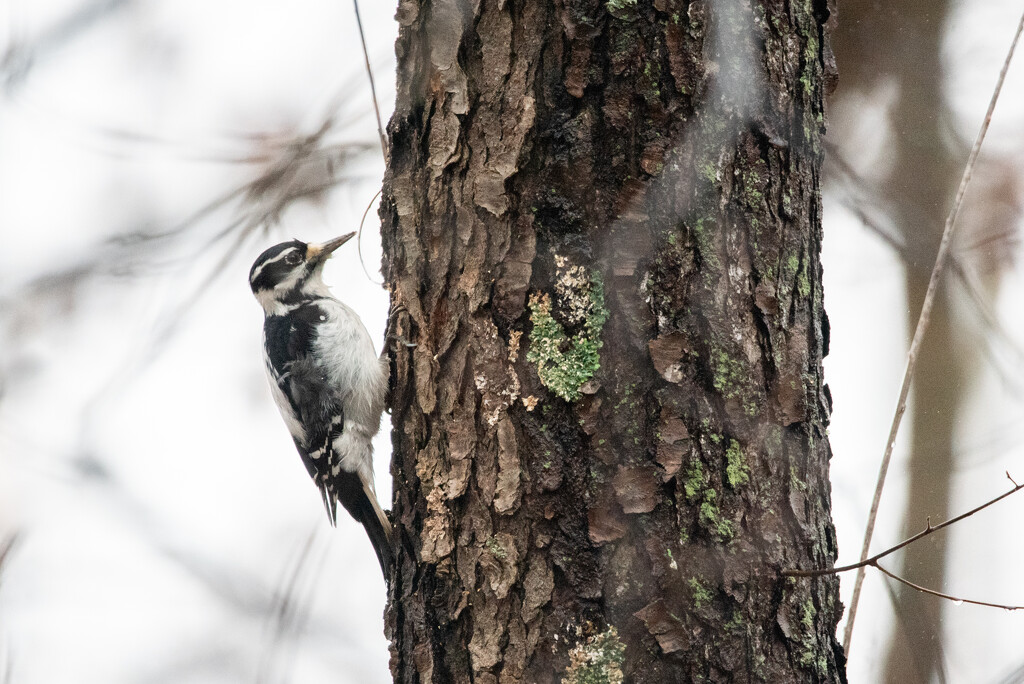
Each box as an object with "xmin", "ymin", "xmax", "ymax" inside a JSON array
[
  {"xmin": 699, "ymin": 489, "xmax": 734, "ymax": 541},
  {"xmin": 712, "ymin": 349, "xmax": 744, "ymax": 399},
  {"xmin": 683, "ymin": 459, "xmax": 733, "ymax": 541},
  {"xmin": 741, "ymin": 162, "xmax": 768, "ymax": 209},
  {"xmin": 790, "ymin": 463, "xmax": 807, "ymax": 493},
  {"xmin": 797, "ymin": 599, "xmax": 827, "ymax": 675},
  {"xmin": 642, "ymin": 60, "xmax": 663, "ymax": 101},
  {"xmin": 784, "ymin": 254, "xmax": 800, "ymax": 278},
  {"xmin": 563, "ymin": 626, "xmax": 626, "ymax": 684},
  {"xmin": 527, "ymin": 262, "xmax": 609, "ymax": 402},
  {"xmin": 484, "ymin": 535, "xmax": 508, "ymax": 559},
  {"xmin": 725, "ymin": 610, "xmax": 745, "ymax": 633},
  {"xmin": 605, "ymin": 0, "xmax": 636, "ymax": 14},
  {"xmin": 699, "ymin": 161, "xmax": 718, "ymax": 184},
  {"xmin": 796, "ymin": 257, "xmax": 811, "ymax": 298},
  {"xmin": 711, "ymin": 345, "xmax": 758, "ymax": 416},
  {"xmin": 683, "ymin": 459, "xmax": 704, "ymax": 500},
  {"xmin": 725, "ymin": 439, "xmax": 749, "ymax": 488},
  {"xmin": 688, "ymin": 577, "xmax": 713, "ymax": 610},
  {"xmin": 800, "ymin": 33, "xmax": 820, "ymax": 97},
  {"xmin": 783, "ymin": 249, "xmax": 811, "ymax": 300},
  {"xmin": 690, "ymin": 217, "xmax": 721, "ymax": 277}
]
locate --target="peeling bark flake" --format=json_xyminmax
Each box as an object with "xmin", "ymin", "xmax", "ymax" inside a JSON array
[
  {"xmin": 472, "ymin": 316, "xmax": 522, "ymax": 426},
  {"xmin": 633, "ymin": 600, "xmax": 688, "ymax": 654},
  {"xmin": 588, "ymin": 503, "xmax": 628, "ymax": 544},
  {"xmin": 656, "ymin": 443, "xmax": 686, "ymax": 482},
  {"xmin": 412, "ymin": 641, "xmax": 434, "ymax": 682},
  {"xmin": 494, "ymin": 416, "xmax": 522, "ymax": 513},
  {"xmin": 648, "ymin": 333, "xmax": 689, "ymax": 383},
  {"xmin": 612, "ymin": 465, "xmax": 660, "ymax": 514},
  {"xmin": 427, "ymin": 0, "xmax": 468, "ymax": 115},
  {"xmin": 522, "ymin": 555, "xmax": 554, "ymax": 621},
  {"xmin": 469, "ymin": 599, "xmax": 503, "ymax": 672},
  {"xmin": 414, "ymin": 346, "xmax": 438, "ymax": 415},
  {"xmin": 480, "ymin": 531, "xmax": 520, "ymax": 599},
  {"xmin": 657, "ymin": 415, "xmax": 690, "ymax": 480}
]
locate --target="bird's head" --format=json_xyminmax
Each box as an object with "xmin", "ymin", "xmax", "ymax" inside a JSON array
[{"xmin": 249, "ymin": 233, "xmax": 354, "ymax": 312}]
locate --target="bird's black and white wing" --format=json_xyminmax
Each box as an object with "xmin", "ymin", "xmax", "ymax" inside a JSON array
[{"xmin": 263, "ymin": 302, "xmax": 344, "ymax": 521}]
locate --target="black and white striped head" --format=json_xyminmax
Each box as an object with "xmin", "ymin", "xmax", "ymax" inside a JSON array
[{"xmin": 249, "ymin": 233, "xmax": 354, "ymax": 312}]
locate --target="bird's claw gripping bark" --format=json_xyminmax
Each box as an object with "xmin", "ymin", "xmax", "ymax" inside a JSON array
[{"xmin": 385, "ymin": 301, "xmax": 416, "ymax": 350}]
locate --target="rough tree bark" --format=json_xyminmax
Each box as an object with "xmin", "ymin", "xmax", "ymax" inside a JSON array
[{"xmin": 380, "ymin": 0, "xmax": 845, "ymax": 682}]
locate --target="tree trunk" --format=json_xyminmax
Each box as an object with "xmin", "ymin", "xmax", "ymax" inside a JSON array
[
  {"xmin": 380, "ymin": 1, "xmax": 845, "ymax": 682},
  {"xmin": 832, "ymin": 2, "xmax": 980, "ymax": 680}
]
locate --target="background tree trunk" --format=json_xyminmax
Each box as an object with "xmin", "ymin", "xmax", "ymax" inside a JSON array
[
  {"xmin": 832, "ymin": 8, "xmax": 959, "ymax": 680},
  {"xmin": 380, "ymin": 0, "xmax": 845, "ymax": 681},
  {"xmin": 831, "ymin": 3, "xmax": 1006, "ymax": 680}
]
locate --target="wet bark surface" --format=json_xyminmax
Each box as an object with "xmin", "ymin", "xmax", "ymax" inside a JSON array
[{"xmin": 380, "ymin": 0, "xmax": 845, "ymax": 681}]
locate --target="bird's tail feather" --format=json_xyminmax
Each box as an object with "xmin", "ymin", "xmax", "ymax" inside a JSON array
[
  {"xmin": 359, "ymin": 486, "xmax": 394, "ymax": 579},
  {"xmin": 319, "ymin": 483, "xmax": 338, "ymax": 526},
  {"xmin": 332, "ymin": 471, "xmax": 394, "ymax": 581}
]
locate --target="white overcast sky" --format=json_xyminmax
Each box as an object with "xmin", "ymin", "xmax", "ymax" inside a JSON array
[{"xmin": 1, "ymin": 1, "xmax": 1024, "ymax": 683}]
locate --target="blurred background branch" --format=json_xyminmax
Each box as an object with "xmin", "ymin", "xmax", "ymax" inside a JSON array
[{"xmin": 0, "ymin": 2, "xmax": 395, "ymax": 682}]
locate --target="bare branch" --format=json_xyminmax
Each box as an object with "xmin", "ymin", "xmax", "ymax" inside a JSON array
[
  {"xmin": 784, "ymin": 477, "xmax": 1024, "ymax": 577},
  {"xmin": 875, "ymin": 563, "xmax": 1024, "ymax": 612},
  {"xmin": 843, "ymin": 10, "xmax": 1024, "ymax": 653},
  {"xmin": 356, "ymin": 188, "xmax": 384, "ymax": 285},
  {"xmin": 352, "ymin": 0, "xmax": 388, "ymax": 154},
  {"xmin": 2, "ymin": 0, "xmax": 136, "ymax": 90}
]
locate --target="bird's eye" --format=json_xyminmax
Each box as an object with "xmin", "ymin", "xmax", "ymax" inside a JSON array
[{"xmin": 285, "ymin": 251, "xmax": 302, "ymax": 265}]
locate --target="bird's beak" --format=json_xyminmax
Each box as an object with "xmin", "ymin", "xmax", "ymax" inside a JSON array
[{"xmin": 306, "ymin": 232, "xmax": 356, "ymax": 264}]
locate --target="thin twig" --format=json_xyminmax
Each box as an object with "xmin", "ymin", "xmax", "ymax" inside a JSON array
[
  {"xmin": 356, "ymin": 187, "xmax": 384, "ymax": 285},
  {"xmin": 874, "ymin": 563, "xmax": 1024, "ymax": 612},
  {"xmin": 843, "ymin": 10, "xmax": 1024, "ymax": 654},
  {"xmin": 352, "ymin": 0, "xmax": 387, "ymax": 154},
  {"xmin": 351, "ymin": 0, "xmax": 387, "ymax": 288},
  {"xmin": 785, "ymin": 474, "xmax": 1024, "ymax": 577}
]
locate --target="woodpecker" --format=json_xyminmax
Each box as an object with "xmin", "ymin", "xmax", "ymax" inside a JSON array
[{"xmin": 249, "ymin": 233, "xmax": 393, "ymax": 577}]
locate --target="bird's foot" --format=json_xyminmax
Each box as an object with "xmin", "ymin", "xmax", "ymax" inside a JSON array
[
  {"xmin": 385, "ymin": 301, "xmax": 416, "ymax": 349},
  {"xmin": 388, "ymin": 333, "xmax": 417, "ymax": 349}
]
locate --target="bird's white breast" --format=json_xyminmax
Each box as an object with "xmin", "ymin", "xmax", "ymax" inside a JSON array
[{"xmin": 312, "ymin": 299, "xmax": 388, "ymax": 432}]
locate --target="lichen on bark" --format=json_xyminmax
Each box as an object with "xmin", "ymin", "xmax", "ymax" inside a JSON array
[
  {"xmin": 562, "ymin": 626, "xmax": 626, "ymax": 684},
  {"xmin": 526, "ymin": 258, "xmax": 609, "ymax": 402}
]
